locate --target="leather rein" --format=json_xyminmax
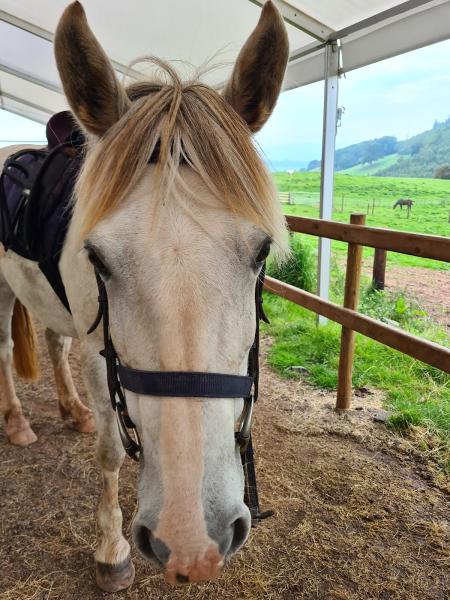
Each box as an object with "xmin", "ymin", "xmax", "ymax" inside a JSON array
[{"xmin": 87, "ymin": 264, "xmax": 273, "ymax": 526}]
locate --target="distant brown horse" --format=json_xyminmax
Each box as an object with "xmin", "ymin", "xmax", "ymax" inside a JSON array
[{"xmin": 393, "ymin": 198, "xmax": 414, "ymax": 210}]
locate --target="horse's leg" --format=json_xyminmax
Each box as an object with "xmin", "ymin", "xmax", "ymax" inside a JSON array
[
  {"xmin": 0, "ymin": 277, "xmax": 37, "ymax": 446},
  {"xmin": 45, "ymin": 328, "xmax": 95, "ymax": 433},
  {"xmin": 82, "ymin": 351, "xmax": 135, "ymax": 592}
]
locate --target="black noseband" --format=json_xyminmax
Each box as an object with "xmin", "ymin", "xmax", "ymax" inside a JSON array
[
  {"xmin": 88, "ymin": 264, "xmax": 272, "ymax": 526},
  {"xmin": 116, "ymin": 368, "xmax": 253, "ymax": 398}
]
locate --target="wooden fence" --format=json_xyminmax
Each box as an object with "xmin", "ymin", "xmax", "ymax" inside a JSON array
[
  {"xmin": 264, "ymin": 213, "xmax": 450, "ymax": 410},
  {"xmin": 279, "ymin": 191, "xmax": 298, "ymax": 204},
  {"xmin": 279, "ymin": 193, "xmax": 450, "ymax": 212}
]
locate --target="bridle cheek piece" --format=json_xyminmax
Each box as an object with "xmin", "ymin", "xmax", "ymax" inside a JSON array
[{"xmin": 87, "ymin": 265, "xmax": 273, "ymax": 526}]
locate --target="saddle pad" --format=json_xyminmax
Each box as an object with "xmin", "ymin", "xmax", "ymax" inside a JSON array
[{"xmin": 0, "ymin": 112, "xmax": 84, "ymax": 312}]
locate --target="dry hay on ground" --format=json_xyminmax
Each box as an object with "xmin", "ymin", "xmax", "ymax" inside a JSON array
[{"xmin": 0, "ymin": 332, "xmax": 449, "ymax": 600}]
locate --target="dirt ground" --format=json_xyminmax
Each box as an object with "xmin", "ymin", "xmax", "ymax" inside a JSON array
[
  {"xmin": 363, "ymin": 262, "xmax": 450, "ymax": 329},
  {"xmin": 0, "ymin": 332, "xmax": 449, "ymax": 600}
]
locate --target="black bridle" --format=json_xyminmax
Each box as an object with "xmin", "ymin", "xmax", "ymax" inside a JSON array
[{"xmin": 87, "ymin": 265, "xmax": 273, "ymax": 526}]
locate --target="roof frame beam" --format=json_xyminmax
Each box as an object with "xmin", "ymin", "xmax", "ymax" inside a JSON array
[
  {"xmin": 289, "ymin": 40, "xmax": 326, "ymax": 62},
  {"xmin": 247, "ymin": 0, "xmax": 334, "ymax": 42},
  {"xmin": 0, "ymin": 9, "xmax": 143, "ymax": 80},
  {"xmin": 0, "ymin": 90, "xmax": 53, "ymax": 117},
  {"xmin": 284, "ymin": 0, "xmax": 450, "ymax": 90},
  {"xmin": 0, "ymin": 9, "xmax": 52, "ymax": 42},
  {"xmin": 0, "ymin": 62, "xmax": 62, "ymax": 94},
  {"xmin": 329, "ymin": 0, "xmax": 441, "ymax": 41},
  {"xmin": 287, "ymin": 0, "xmax": 446, "ymax": 61},
  {"xmin": 0, "ymin": 104, "xmax": 47, "ymax": 125}
]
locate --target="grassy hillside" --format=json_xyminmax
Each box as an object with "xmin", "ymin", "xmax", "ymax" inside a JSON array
[
  {"xmin": 341, "ymin": 154, "xmax": 399, "ymax": 175},
  {"xmin": 380, "ymin": 119, "xmax": 450, "ymax": 178},
  {"xmin": 308, "ymin": 118, "xmax": 450, "ymax": 178},
  {"xmin": 274, "ymin": 171, "xmax": 450, "ymax": 269}
]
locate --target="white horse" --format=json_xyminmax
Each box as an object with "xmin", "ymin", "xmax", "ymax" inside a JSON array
[{"xmin": 0, "ymin": 0, "xmax": 289, "ymax": 590}]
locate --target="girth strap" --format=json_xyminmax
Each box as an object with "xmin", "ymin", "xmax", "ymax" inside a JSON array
[{"xmin": 117, "ymin": 366, "xmax": 253, "ymax": 398}]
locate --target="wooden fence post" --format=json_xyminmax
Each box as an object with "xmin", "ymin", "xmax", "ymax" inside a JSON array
[
  {"xmin": 372, "ymin": 248, "xmax": 387, "ymax": 290},
  {"xmin": 336, "ymin": 213, "xmax": 366, "ymax": 410}
]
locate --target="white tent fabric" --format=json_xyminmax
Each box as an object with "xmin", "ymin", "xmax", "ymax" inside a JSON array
[
  {"xmin": 1, "ymin": 0, "xmax": 449, "ymax": 124},
  {"xmin": 285, "ymin": 0, "xmax": 450, "ymax": 90}
]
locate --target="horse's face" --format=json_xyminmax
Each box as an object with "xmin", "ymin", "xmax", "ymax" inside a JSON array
[
  {"xmin": 87, "ymin": 172, "xmax": 269, "ymax": 578},
  {"xmin": 55, "ymin": 0, "xmax": 288, "ymax": 584}
]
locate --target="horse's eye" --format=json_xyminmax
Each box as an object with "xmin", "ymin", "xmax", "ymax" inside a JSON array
[
  {"xmin": 254, "ymin": 238, "xmax": 271, "ymax": 267},
  {"xmin": 85, "ymin": 245, "xmax": 111, "ymax": 278}
]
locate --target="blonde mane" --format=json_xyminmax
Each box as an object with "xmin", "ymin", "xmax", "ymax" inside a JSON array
[{"xmin": 76, "ymin": 60, "xmax": 287, "ymax": 254}]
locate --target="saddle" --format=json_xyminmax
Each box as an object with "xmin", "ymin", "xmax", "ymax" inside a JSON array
[{"xmin": 0, "ymin": 111, "xmax": 85, "ymax": 312}]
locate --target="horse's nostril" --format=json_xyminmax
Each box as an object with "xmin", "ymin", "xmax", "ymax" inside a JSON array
[
  {"xmin": 228, "ymin": 514, "xmax": 251, "ymax": 555},
  {"xmin": 133, "ymin": 524, "xmax": 170, "ymax": 566},
  {"xmin": 214, "ymin": 510, "xmax": 251, "ymax": 556},
  {"xmin": 176, "ymin": 573, "xmax": 190, "ymax": 584},
  {"xmin": 133, "ymin": 525, "xmax": 155, "ymax": 562},
  {"xmin": 150, "ymin": 535, "xmax": 171, "ymax": 564}
]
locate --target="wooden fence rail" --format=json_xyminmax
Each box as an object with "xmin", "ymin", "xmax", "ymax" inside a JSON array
[
  {"xmin": 264, "ymin": 276, "xmax": 450, "ymax": 375},
  {"xmin": 285, "ymin": 215, "xmax": 450, "ymax": 262},
  {"xmin": 265, "ymin": 214, "xmax": 450, "ymax": 409}
]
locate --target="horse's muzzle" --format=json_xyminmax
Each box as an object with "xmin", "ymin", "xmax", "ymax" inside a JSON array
[{"xmin": 132, "ymin": 510, "xmax": 250, "ymax": 584}]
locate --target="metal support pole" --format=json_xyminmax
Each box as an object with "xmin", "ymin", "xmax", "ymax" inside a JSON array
[{"xmin": 317, "ymin": 40, "xmax": 341, "ymax": 325}]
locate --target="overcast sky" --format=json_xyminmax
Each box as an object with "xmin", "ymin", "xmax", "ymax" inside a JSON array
[
  {"xmin": 1, "ymin": 38, "xmax": 450, "ymax": 164},
  {"xmin": 0, "ymin": 110, "xmax": 46, "ymax": 147},
  {"xmin": 256, "ymin": 38, "xmax": 450, "ymax": 164}
]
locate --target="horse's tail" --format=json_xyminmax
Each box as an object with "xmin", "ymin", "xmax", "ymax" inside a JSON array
[{"xmin": 11, "ymin": 300, "xmax": 40, "ymax": 380}]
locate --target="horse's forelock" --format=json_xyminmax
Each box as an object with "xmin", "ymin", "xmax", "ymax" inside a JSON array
[{"xmin": 74, "ymin": 61, "xmax": 287, "ymax": 257}]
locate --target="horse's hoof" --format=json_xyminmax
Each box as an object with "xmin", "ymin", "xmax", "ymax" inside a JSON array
[
  {"xmin": 8, "ymin": 426, "xmax": 38, "ymax": 446},
  {"xmin": 5, "ymin": 413, "xmax": 38, "ymax": 446},
  {"xmin": 73, "ymin": 413, "xmax": 96, "ymax": 433},
  {"xmin": 95, "ymin": 556, "xmax": 135, "ymax": 592}
]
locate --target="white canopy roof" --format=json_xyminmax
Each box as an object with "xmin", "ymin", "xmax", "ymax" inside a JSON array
[{"xmin": 1, "ymin": 0, "xmax": 449, "ymax": 124}]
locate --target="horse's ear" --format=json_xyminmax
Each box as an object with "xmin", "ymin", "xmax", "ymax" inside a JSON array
[
  {"xmin": 223, "ymin": 0, "xmax": 289, "ymax": 133},
  {"xmin": 54, "ymin": 1, "xmax": 129, "ymax": 137}
]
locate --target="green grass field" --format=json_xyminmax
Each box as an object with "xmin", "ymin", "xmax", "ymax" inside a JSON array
[
  {"xmin": 340, "ymin": 154, "xmax": 399, "ymax": 176},
  {"xmin": 274, "ymin": 172, "xmax": 450, "ymax": 269}
]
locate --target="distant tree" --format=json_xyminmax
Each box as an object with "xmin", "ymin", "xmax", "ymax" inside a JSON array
[
  {"xmin": 307, "ymin": 159, "xmax": 321, "ymax": 171},
  {"xmin": 308, "ymin": 119, "xmax": 450, "ymax": 177},
  {"xmin": 360, "ymin": 136, "xmax": 397, "ymax": 165},
  {"xmin": 434, "ymin": 164, "xmax": 450, "ymax": 179},
  {"xmin": 410, "ymin": 142, "xmax": 421, "ymax": 156}
]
